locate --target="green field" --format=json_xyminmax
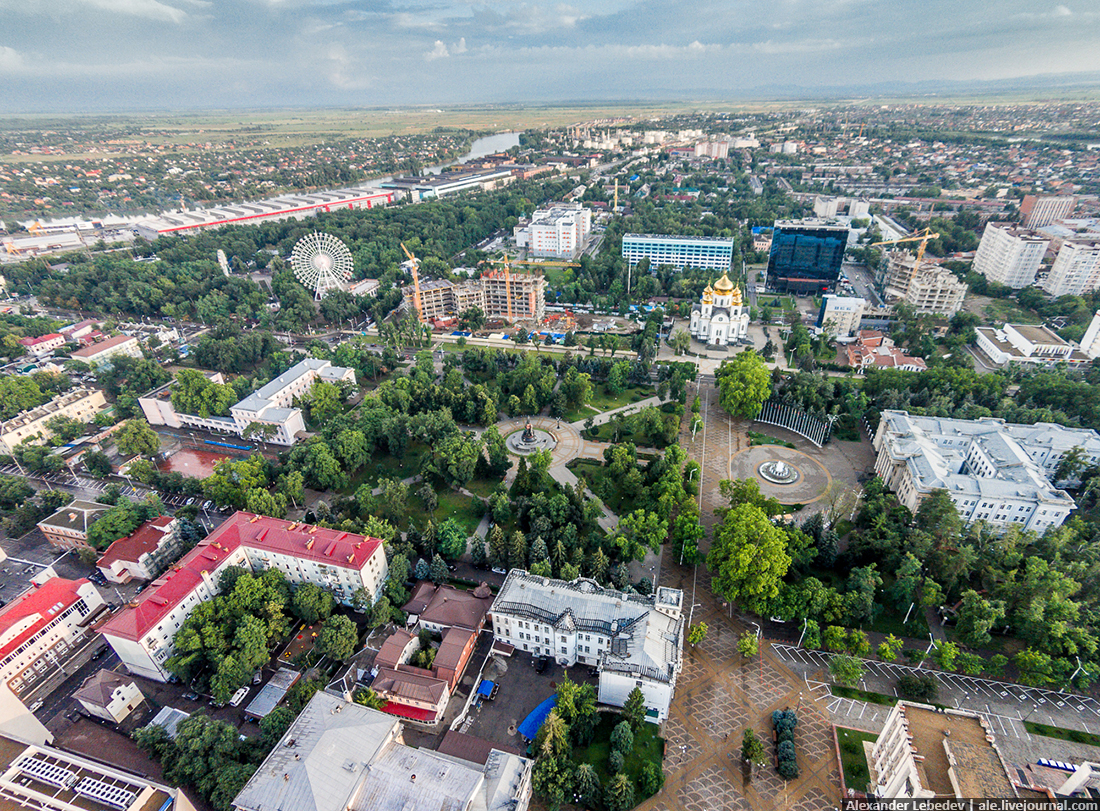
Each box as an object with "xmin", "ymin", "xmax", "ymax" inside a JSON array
[
  {"xmin": 567, "ymin": 458, "xmax": 642, "ymax": 516},
  {"xmin": 1024, "ymin": 721, "xmax": 1100, "ymax": 747},
  {"xmin": 405, "ymin": 487, "xmax": 484, "ymax": 536},
  {"xmin": 836, "ymin": 727, "xmax": 877, "ymax": 792}
]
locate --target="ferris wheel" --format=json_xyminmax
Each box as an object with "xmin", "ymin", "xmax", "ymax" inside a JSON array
[{"xmin": 290, "ymin": 232, "xmax": 353, "ymax": 300}]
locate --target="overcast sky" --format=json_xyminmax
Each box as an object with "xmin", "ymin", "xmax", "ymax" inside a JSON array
[{"xmin": 1, "ymin": 0, "xmax": 1099, "ymax": 112}]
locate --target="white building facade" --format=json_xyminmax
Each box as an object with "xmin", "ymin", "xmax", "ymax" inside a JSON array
[
  {"xmin": 0, "ymin": 578, "xmax": 106, "ymax": 697},
  {"xmin": 0, "ymin": 388, "xmax": 107, "ymax": 456},
  {"xmin": 489, "ymin": 572, "xmax": 684, "ymax": 722},
  {"xmin": 817, "ymin": 295, "xmax": 865, "ymax": 338},
  {"xmin": 974, "ymin": 323, "xmax": 1085, "ymax": 367},
  {"xmin": 873, "ymin": 410, "xmax": 1099, "ymax": 533},
  {"xmin": 688, "ymin": 272, "xmax": 749, "ymax": 347},
  {"xmin": 1080, "ymin": 311, "xmax": 1100, "ymax": 359},
  {"xmin": 972, "ymin": 224, "xmax": 1050, "ymax": 289},
  {"xmin": 514, "ymin": 203, "xmax": 591, "ymax": 259},
  {"xmin": 1041, "ymin": 239, "xmax": 1100, "ymax": 297}
]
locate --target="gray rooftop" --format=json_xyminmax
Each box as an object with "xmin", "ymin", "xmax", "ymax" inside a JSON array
[
  {"xmin": 492, "ymin": 572, "xmax": 684, "ymax": 684},
  {"xmin": 877, "ymin": 410, "xmax": 1098, "ymax": 504},
  {"xmin": 232, "ymin": 692, "xmax": 531, "ymax": 811},
  {"xmin": 38, "ymin": 500, "xmax": 113, "ymax": 535},
  {"xmin": 232, "ymin": 358, "xmax": 353, "ymax": 418}
]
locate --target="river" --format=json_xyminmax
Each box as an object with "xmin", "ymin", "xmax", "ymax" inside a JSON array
[{"xmin": 424, "ymin": 131, "xmax": 522, "ymax": 174}]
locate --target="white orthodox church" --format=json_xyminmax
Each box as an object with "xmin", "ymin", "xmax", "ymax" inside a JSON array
[{"xmin": 688, "ymin": 272, "xmax": 750, "ymax": 347}]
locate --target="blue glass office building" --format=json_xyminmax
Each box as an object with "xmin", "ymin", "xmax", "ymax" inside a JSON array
[{"xmin": 765, "ymin": 222, "xmax": 849, "ymax": 294}]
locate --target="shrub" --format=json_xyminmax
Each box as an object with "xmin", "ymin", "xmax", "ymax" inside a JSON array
[
  {"xmin": 608, "ymin": 749, "xmax": 625, "ymax": 775},
  {"xmin": 903, "ymin": 648, "xmax": 926, "ymax": 665},
  {"xmin": 777, "ymin": 727, "xmax": 794, "ymax": 745},
  {"xmin": 897, "ymin": 673, "xmax": 938, "ymax": 702},
  {"xmin": 777, "ymin": 759, "xmax": 800, "ymax": 780},
  {"xmin": 777, "ymin": 740, "xmax": 795, "ymax": 762},
  {"xmin": 771, "ymin": 709, "xmax": 798, "ymax": 732}
]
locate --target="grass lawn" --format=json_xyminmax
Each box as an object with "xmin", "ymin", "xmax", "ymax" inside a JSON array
[
  {"xmin": 464, "ymin": 476, "xmax": 505, "ymax": 500},
  {"xmin": 584, "ymin": 422, "xmax": 652, "ymax": 447},
  {"xmin": 836, "ymin": 727, "xmax": 877, "ymax": 792},
  {"xmin": 983, "ymin": 297, "xmax": 1042, "ymax": 325},
  {"xmin": 405, "ymin": 487, "xmax": 484, "ymax": 535},
  {"xmin": 588, "ymin": 383, "xmax": 654, "ymax": 412},
  {"xmin": 747, "ymin": 430, "xmax": 797, "ymax": 449},
  {"xmin": 832, "ymin": 686, "xmax": 897, "ymax": 707},
  {"xmin": 865, "ymin": 604, "xmax": 929, "ymax": 638},
  {"xmin": 563, "ymin": 403, "xmax": 601, "ymax": 423},
  {"xmin": 340, "ymin": 444, "xmax": 428, "ymax": 493},
  {"xmin": 573, "ymin": 713, "xmax": 665, "ymax": 806},
  {"xmin": 1024, "ymin": 721, "xmax": 1100, "ymax": 747}
]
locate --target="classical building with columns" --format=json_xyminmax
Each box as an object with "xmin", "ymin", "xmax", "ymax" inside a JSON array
[{"xmin": 688, "ymin": 272, "xmax": 749, "ymax": 347}]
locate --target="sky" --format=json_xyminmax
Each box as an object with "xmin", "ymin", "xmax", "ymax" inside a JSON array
[{"xmin": 1, "ymin": 0, "xmax": 1100, "ymax": 112}]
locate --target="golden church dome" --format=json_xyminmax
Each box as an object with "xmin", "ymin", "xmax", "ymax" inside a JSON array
[
  {"xmin": 730, "ymin": 286, "xmax": 743, "ymax": 307},
  {"xmin": 713, "ymin": 272, "xmax": 734, "ymax": 293}
]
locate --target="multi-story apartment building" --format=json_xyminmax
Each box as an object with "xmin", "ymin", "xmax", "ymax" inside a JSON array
[
  {"xmin": 1020, "ymin": 194, "xmax": 1075, "ymax": 228},
  {"xmin": 621, "ymin": 234, "xmax": 735, "ymax": 271},
  {"xmin": 1041, "ymin": 239, "xmax": 1100, "ymax": 297},
  {"xmin": 139, "ymin": 358, "xmax": 355, "ymax": 446},
  {"xmin": 972, "ymin": 224, "xmax": 1050, "ymax": 289},
  {"xmin": 514, "ymin": 203, "xmax": 591, "ymax": 259},
  {"xmin": 873, "ymin": 410, "xmax": 1100, "ymax": 533},
  {"xmin": 877, "ymin": 253, "xmax": 967, "ymax": 316},
  {"xmin": 96, "ymin": 516, "xmax": 185, "ymax": 584},
  {"xmin": 489, "ymin": 571, "xmax": 684, "ymax": 722},
  {"xmin": 403, "ymin": 271, "xmax": 545, "ymax": 324},
  {"xmin": 903, "ymin": 265, "xmax": 968, "ymax": 317},
  {"xmin": 0, "ymin": 389, "xmax": 107, "ymax": 456},
  {"xmin": 816, "ymin": 295, "xmax": 865, "ymax": 338},
  {"xmin": 69, "ymin": 335, "xmax": 142, "ymax": 366},
  {"xmin": 0, "ymin": 578, "xmax": 107, "ymax": 697},
  {"xmin": 1080, "ymin": 311, "xmax": 1100, "ymax": 359},
  {"xmin": 99, "ymin": 512, "xmax": 388, "ymax": 681},
  {"xmin": 869, "ymin": 702, "xmax": 1015, "ymax": 799},
  {"xmin": 37, "ymin": 500, "xmax": 113, "ymax": 550}
]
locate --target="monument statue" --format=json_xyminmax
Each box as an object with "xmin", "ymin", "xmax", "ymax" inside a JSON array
[{"xmin": 521, "ymin": 421, "xmax": 536, "ymax": 443}]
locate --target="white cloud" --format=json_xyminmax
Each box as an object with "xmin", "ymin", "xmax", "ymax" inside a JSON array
[
  {"xmin": 452, "ymin": 36, "xmax": 466, "ymax": 54},
  {"xmin": 426, "ymin": 39, "xmax": 449, "ymax": 59},
  {"xmin": 0, "ymin": 45, "xmax": 24, "ymax": 72},
  {"xmin": 81, "ymin": 0, "xmax": 190, "ymax": 22}
]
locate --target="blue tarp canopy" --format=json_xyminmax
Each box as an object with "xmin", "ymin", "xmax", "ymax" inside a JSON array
[
  {"xmin": 477, "ymin": 680, "xmax": 495, "ymax": 698},
  {"xmin": 518, "ymin": 695, "xmax": 557, "ymax": 741}
]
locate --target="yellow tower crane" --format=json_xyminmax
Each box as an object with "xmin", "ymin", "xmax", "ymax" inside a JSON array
[
  {"xmin": 400, "ymin": 242, "xmax": 424, "ymax": 323},
  {"xmin": 872, "ymin": 227, "xmax": 940, "ymax": 268}
]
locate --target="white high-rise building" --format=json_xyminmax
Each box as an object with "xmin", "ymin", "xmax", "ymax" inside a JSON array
[
  {"xmin": 1021, "ymin": 194, "xmax": 1075, "ymax": 228},
  {"xmin": 972, "ymin": 224, "xmax": 1050, "ymax": 289},
  {"xmin": 1080, "ymin": 311, "xmax": 1100, "ymax": 359},
  {"xmin": 513, "ymin": 203, "xmax": 591, "ymax": 259},
  {"xmin": 1041, "ymin": 239, "xmax": 1100, "ymax": 297}
]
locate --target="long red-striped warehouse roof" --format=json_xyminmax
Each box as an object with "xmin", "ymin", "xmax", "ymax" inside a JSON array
[
  {"xmin": 0, "ymin": 578, "xmax": 91, "ymax": 660},
  {"xmin": 98, "ymin": 512, "xmax": 384, "ymax": 642}
]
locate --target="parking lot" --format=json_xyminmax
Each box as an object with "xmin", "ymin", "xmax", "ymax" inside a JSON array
[{"xmin": 452, "ymin": 648, "xmax": 599, "ymax": 754}]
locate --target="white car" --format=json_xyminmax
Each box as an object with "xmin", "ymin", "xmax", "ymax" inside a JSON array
[{"xmin": 229, "ymin": 687, "xmax": 250, "ymax": 707}]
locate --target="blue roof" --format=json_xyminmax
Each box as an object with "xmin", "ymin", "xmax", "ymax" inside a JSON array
[
  {"xmin": 518, "ymin": 695, "xmax": 557, "ymax": 741},
  {"xmin": 477, "ymin": 680, "xmax": 495, "ymax": 697}
]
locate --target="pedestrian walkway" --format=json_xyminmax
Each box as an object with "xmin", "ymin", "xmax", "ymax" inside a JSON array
[{"xmin": 569, "ymin": 395, "xmax": 665, "ymax": 428}]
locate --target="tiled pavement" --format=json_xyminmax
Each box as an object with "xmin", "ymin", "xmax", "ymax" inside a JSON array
[{"xmin": 634, "ymin": 380, "xmax": 841, "ymax": 811}]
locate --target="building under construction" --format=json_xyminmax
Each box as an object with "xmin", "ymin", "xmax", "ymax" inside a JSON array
[{"xmin": 402, "ymin": 270, "xmax": 544, "ymax": 325}]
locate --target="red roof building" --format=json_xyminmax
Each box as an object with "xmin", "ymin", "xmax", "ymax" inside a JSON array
[
  {"xmin": 845, "ymin": 330, "xmax": 928, "ymax": 373},
  {"xmin": 99, "ymin": 512, "xmax": 388, "ymax": 682},
  {"xmin": 97, "ymin": 516, "xmax": 183, "ymax": 584},
  {"xmin": 0, "ymin": 578, "xmax": 107, "ymax": 696},
  {"xmin": 17, "ymin": 333, "xmax": 65, "ymax": 356}
]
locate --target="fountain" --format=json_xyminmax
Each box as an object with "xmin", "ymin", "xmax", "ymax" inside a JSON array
[
  {"xmin": 506, "ymin": 421, "xmax": 557, "ymax": 455},
  {"xmin": 758, "ymin": 459, "xmax": 800, "ymax": 485}
]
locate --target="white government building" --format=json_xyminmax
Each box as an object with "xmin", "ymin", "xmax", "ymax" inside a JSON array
[
  {"xmin": 489, "ymin": 571, "xmax": 684, "ymax": 722},
  {"xmin": 513, "ymin": 202, "xmax": 591, "ymax": 259},
  {"xmin": 873, "ymin": 410, "xmax": 1100, "ymax": 533},
  {"xmin": 139, "ymin": 358, "xmax": 355, "ymax": 446},
  {"xmin": 688, "ymin": 272, "xmax": 750, "ymax": 347}
]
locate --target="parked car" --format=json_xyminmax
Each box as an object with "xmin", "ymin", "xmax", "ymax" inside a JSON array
[
  {"xmin": 182, "ymin": 692, "xmax": 199, "ymax": 702},
  {"xmin": 491, "ymin": 567, "xmax": 507, "ymax": 575},
  {"xmin": 229, "ymin": 687, "xmax": 250, "ymax": 707},
  {"xmin": 534, "ymin": 656, "xmax": 549, "ymax": 674}
]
